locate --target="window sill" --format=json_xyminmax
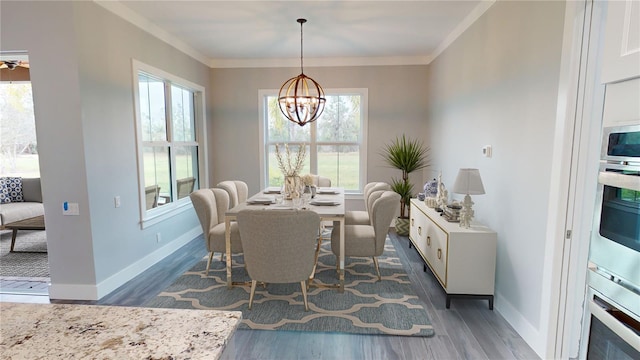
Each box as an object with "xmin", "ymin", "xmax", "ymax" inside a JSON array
[{"xmin": 140, "ymin": 198, "xmax": 193, "ymax": 229}]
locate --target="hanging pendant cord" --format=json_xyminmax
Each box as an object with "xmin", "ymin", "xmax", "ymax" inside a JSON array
[{"xmin": 298, "ymin": 18, "xmax": 306, "ymax": 74}]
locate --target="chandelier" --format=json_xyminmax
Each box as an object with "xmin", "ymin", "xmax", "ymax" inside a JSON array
[{"xmin": 278, "ymin": 18, "xmax": 326, "ymax": 127}]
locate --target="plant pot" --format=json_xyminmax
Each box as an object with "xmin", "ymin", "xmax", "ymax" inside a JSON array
[{"xmin": 395, "ymin": 217, "xmax": 410, "ymax": 236}]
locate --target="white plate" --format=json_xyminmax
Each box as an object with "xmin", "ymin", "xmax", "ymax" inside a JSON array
[
  {"xmin": 247, "ymin": 197, "xmax": 275, "ymax": 204},
  {"xmin": 317, "ymin": 189, "xmax": 339, "ymax": 194},
  {"xmin": 310, "ymin": 200, "xmax": 339, "ymax": 206}
]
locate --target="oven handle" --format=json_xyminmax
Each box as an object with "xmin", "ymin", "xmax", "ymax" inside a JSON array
[
  {"xmin": 588, "ymin": 298, "xmax": 640, "ymax": 352},
  {"xmin": 598, "ymin": 171, "xmax": 640, "ymax": 191}
]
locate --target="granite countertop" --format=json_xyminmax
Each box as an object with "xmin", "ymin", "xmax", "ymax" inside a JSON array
[{"xmin": 0, "ymin": 302, "xmax": 242, "ymax": 359}]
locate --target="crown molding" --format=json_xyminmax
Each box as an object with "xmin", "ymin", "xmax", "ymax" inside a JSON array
[
  {"xmin": 95, "ymin": 0, "xmax": 494, "ymax": 69},
  {"xmin": 94, "ymin": 1, "xmax": 210, "ymax": 67},
  {"xmin": 428, "ymin": 0, "xmax": 496, "ymax": 64}
]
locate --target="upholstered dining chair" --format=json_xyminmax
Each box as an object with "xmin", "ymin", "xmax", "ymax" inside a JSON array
[
  {"xmin": 190, "ymin": 188, "xmax": 243, "ymax": 275},
  {"xmin": 331, "ymin": 190, "xmax": 400, "ymax": 281},
  {"xmin": 311, "ymin": 174, "xmax": 332, "ymax": 187},
  {"xmin": 145, "ymin": 185, "xmax": 160, "ymax": 209},
  {"xmin": 237, "ymin": 209, "xmax": 320, "ymax": 311},
  {"xmin": 177, "ymin": 177, "xmax": 196, "ymax": 199},
  {"xmin": 216, "ymin": 180, "xmax": 249, "ymax": 208},
  {"xmin": 345, "ymin": 182, "xmax": 392, "ymax": 226}
]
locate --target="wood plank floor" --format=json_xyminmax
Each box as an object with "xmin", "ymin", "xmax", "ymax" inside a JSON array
[{"xmin": 0, "ymin": 231, "xmax": 540, "ymax": 359}]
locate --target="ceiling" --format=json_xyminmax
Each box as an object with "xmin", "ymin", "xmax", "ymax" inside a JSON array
[{"xmin": 102, "ymin": 0, "xmax": 492, "ymax": 68}]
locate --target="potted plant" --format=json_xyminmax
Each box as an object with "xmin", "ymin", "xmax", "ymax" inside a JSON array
[{"xmin": 381, "ymin": 135, "xmax": 430, "ymax": 235}]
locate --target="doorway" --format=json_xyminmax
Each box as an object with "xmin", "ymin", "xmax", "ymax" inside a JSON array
[{"xmin": 0, "ymin": 52, "xmax": 49, "ymax": 297}]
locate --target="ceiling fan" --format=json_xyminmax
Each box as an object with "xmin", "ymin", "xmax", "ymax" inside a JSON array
[{"xmin": 0, "ymin": 60, "xmax": 30, "ymax": 70}]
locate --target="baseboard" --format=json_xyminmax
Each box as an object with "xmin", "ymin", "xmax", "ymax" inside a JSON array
[
  {"xmin": 495, "ymin": 292, "xmax": 545, "ymax": 358},
  {"xmin": 48, "ymin": 226, "xmax": 201, "ymax": 300}
]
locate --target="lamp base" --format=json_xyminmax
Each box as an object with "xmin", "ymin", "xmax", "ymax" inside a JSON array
[{"xmin": 459, "ymin": 194, "xmax": 475, "ymax": 228}]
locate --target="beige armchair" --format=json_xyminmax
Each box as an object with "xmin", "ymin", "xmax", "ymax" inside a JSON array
[
  {"xmin": 345, "ymin": 182, "xmax": 391, "ymax": 225},
  {"xmin": 237, "ymin": 209, "xmax": 320, "ymax": 311},
  {"xmin": 145, "ymin": 185, "xmax": 160, "ymax": 209},
  {"xmin": 190, "ymin": 188, "xmax": 243, "ymax": 275},
  {"xmin": 331, "ymin": 190, "xmax": 400, "ymax": 281},
  {"xmin": 216, "ymin": 180, "xmax": 249, "ymax": 208},
  {"xmin": 177, "ymin": 177, "xmax": 196, "ymax": 199}
]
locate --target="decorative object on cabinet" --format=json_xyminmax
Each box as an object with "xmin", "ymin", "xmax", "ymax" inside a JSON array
[
  {"xmin": 424, "ymin": 178, "xmax": 438, "ymax": 198},
  {"xmin": 409, "ymin": 199, "xmax": 497, "ymax": 309},
  {"xmin": 277, "ymin": 18, "xmax": 326, "ymax": 127},
  {"xmin": 381, "ymin": 134, "xmax": 430, "ymax": 236},
  {"xmin": 435, "ymin": 172, "xmax": 448, "ymax": 212},
  {"xmin": 452, "ymin": 168, "xmax": 485, "ymax": 228}
]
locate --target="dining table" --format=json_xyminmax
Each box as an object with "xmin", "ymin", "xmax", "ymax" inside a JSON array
[{"xmin": 224, "ymin": 187, "xmax": 346, "ymax": 292}]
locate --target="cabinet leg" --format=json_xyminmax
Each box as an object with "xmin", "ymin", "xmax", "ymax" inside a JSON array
[
  {"xmin": 423, "ymin": 264, "xmax": 427, "ymax": 272},
  {"xmin": 408, "ymin": 241, "xmax": 412, "ymax": 248},
  {"xmin": 446, "ymin": 296, "xmax": 451, "ymax": 309},
  {"xmin": 488, "ymin": 296, "xmax": 494, "ymax": 310}
]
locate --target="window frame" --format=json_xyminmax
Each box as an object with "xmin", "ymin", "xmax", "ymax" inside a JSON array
[
  {"xmin": 258, "ymin": 88, "xmax": 368, "ymax": 197},
  {"xmin": 132, "ymin": 60, "xmax": 208, "ymax": 228}
]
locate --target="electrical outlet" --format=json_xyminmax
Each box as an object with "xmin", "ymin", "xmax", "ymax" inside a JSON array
[
  {"xmin": 114, "ymin": 196, "xmax": 121, "ymax": 208},
  {"xmin": 156, "ymin": 233, "xmax": 161, "ymax": 243}
]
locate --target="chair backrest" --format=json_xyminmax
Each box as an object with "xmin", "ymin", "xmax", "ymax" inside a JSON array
[
  {"xmin": 216, "ymin": 180, "xmax": 249, "ymax": 208},
  {"xmin": 237, "ymin": 209, "xmax": 320, "ymax": 284},
  {"xmin": 311, "ymin": 174, "xmax": 331, "ymax": 187},
  {"xmin": 177, "ymin": 177, "xmax": 196, "ymax": 199},
  {"xmin": 145, "ymin": 185, "xmax": 160, "ymax": 209},
  {"xmin": 370, "ymin": 190, "xmax": 401, "ymax": 255},
  {"xmin": 190, "ymin": 188, "xmax": 230, "ymax": 236},
  {"xmin": 363, "ymin": 182, "xmax": 391, "ymax": 212}
]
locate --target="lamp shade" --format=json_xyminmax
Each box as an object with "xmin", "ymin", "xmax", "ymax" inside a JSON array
[{"xmin": 452, "ymin": 168, "xmax": 485, "ymax": 195}]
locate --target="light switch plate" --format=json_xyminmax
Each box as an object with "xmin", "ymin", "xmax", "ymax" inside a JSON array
[
  {"xmin": 482, "ymin": 145, "xmax": 492, "ymax": 158},
  {"xmin": 63, "ymin": 202, "xmax": 80, "ymax": 216}
]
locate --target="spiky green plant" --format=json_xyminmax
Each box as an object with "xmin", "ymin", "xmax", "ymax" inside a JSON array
[{"xmin": 381, "ymin": 135, "xmax": 429, "ymax": 218}]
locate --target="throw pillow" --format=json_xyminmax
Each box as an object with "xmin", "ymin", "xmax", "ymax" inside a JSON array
[
  {"xmin": 0, "ymin": 178, "xmax": 10, "ymax": 204},
  {"xmin": 4, "ymin": 177, "xmax": 24, "ymax": 202}
]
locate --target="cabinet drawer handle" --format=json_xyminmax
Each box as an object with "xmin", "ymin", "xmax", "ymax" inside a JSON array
[
  {"xmin": 427, "ymin": 236, "xmax": 431, "ymax": 246},
  {"xmin": 418, "ymin": 226, "xmax": 422, "ymax": 235},
  {"xmin": 437, "ymin": 248, "xmax": 442, "ymax": 260},
  {"xmin": 411, "ymin": 218, "xmax": 414, "ymax": 226}
]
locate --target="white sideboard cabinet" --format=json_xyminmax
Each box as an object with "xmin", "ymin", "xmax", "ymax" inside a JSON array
[{"xmin": 409, "ymin": 199, "xmax": 497, "ymax": 309}]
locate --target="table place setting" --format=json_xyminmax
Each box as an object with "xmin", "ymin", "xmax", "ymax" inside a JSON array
[
  {"xmin": 263, "ymin": 187, "xmax": 282, "ymax": 194},
  {"xmin": 309, "ymin": 199, "xmax": 340, "ymax": 206},
  {"xmin": 316, "ymin": 188, "xmax": 340, "ymax": 195},
  {"xmin": 246, "ymin": 196, "xmax": 276, "ymax": 205}
]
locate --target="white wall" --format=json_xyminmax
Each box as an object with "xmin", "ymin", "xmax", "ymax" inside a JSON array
[
  {"xmin": 424, "ymin": 0, "xmax": 566, "ymax": 355},
  {"xmin": 1, "ymin": 1, "xmax": 210, "ymax": 299}
]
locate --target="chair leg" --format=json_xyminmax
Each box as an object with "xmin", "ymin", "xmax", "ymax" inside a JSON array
[
  {"xmin": 248, "ymin": 280, "xmax": 257, "ymax": 310},
  {"xmin": 309, "ymin": 235, "xmax": 323, "ymax": 285},
  {"xmin": 372, "ymin": 257, "xmax": 381, "ymax": 281},
  {"xmin": 300, "ymin": 281, "xmax": 309, "ymax": 311},
  {"xmin": 206, "ymin": 252, "xmax": 214, "ymax": 275}
]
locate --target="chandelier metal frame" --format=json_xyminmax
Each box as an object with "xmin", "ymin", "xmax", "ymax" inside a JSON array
[{"xmin": 277, "ymin": 18, "xmax": 326, "ymax": 127}]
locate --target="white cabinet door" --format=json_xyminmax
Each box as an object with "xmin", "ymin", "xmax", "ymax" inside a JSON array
[{"xmin": 601, "ymin": 0, "xmax": 640, "ymax": 83}]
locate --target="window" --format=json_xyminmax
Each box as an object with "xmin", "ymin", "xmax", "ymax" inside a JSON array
[
  {"xmin": 0, "ymin": 82, "xmax": 38, "ymax": 178},
  {"xmin": 133, "ymin": 61, "xmax": 205, "ymax": 225},
  {"xmin": 260, "ymin": 89, "xmax": 367, "ymax": 194}
]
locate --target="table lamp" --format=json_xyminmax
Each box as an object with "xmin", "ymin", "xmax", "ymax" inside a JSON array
[{"xmin": 452, "ymin": 168, "xmax": 485, "ymax": 228}]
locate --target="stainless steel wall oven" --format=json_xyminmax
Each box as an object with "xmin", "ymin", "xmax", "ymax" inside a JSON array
[{"xmin": 587, "ymin": 124, "xmax": 640, "ymax": 358}]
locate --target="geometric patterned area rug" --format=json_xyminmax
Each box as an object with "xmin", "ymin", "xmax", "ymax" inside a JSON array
[
  {"xmin": 144, "ymin": 237, "xmax": 435, "ymax": 337},
  {"xmin": 0, "ymin": 229, "xmax": 49, "ymax": 278}
]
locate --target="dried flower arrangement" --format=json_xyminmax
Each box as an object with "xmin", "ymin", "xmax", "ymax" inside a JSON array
[
  {"xmin": 301, "ymin": 174, "xmax": 314, "ymax": 186},
  {"xmin": 275, "ymin": 144, "xmax": 306, "ymax": 177}
]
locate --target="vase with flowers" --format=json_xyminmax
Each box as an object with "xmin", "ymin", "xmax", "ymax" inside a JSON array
[
  {"xmin": 301, "ymin": 174, "xmax": 317, "ymax": 198},
  {"xmin": 275, "ymin": 144, "xmax": 307, "ymax": 199}
]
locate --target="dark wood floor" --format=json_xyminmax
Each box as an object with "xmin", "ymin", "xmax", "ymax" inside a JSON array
[{"xmin": 0, "ymin": 231, "xmax": 539, "ymax": 359}]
